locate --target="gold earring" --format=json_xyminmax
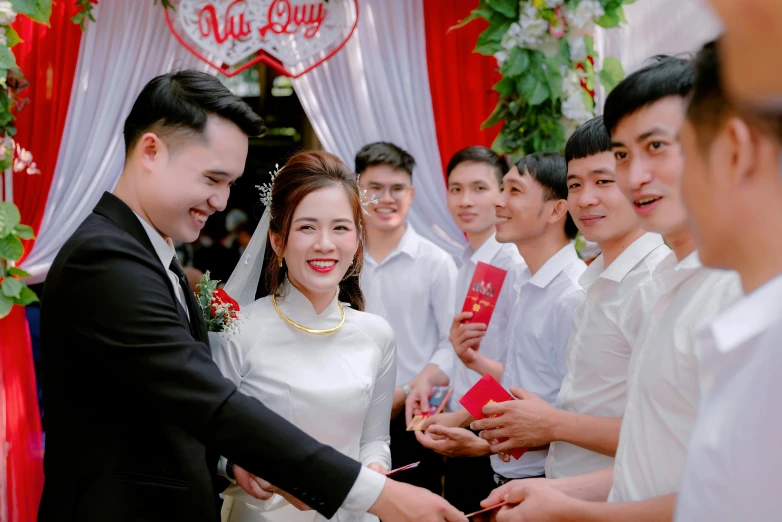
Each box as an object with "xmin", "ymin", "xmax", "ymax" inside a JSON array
[
  {"xmin": 278, "ymin": 256, "xmax": 283, "ymax": 268},
  {"xmin": 349, "ymin": 259, "xmax": 353, "ymax": 267}
]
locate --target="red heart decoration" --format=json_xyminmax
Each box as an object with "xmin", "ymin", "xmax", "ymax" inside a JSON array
[{"xmin": 165, "ymin": 0, "xmax": 359, "ymax": 78}]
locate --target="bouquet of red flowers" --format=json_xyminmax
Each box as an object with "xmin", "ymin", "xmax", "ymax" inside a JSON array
[{"xmin": 196, "ymin": 271, "xmax": 242, "ymax": 334}]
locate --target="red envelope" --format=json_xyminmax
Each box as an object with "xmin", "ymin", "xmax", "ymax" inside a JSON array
[
  {"xmin": 459, "ymin": 374, "xmax": 526, "ymax": 460},
  {"xmin": 461, "ymin": 262, "xmax": 508, "ymax": 327}
]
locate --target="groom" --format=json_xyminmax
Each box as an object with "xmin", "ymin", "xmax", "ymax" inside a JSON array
[{"xmin": 37, "ymin": 70, "xmax": 465, "ymax": 522}]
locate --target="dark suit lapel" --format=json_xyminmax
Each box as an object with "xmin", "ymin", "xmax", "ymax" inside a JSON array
[{"xmin": 93, "ymin": 192, "xmax": 209, "ymax": 348}]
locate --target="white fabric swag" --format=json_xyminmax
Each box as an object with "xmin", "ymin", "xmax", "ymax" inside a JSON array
[
  {"xmin": 292, "ymin": 0, "xmax": 467, "ymax": 256},
  {"xmin": 22, "ymin": 0, "xmax": 208, "ymax": 283}
]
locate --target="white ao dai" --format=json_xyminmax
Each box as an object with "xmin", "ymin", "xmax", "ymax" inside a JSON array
[{"xmin": 210, "ymin": 283, "xmax": 396, "ymax": 522}]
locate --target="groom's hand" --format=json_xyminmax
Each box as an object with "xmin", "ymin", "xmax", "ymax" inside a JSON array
[
  {"xmin": 233, "ymin": 465, "xmax": 275, "ymax": 500},
  {"xmin": 368, "ymin": 479, "xmax": 467, "ymax": 521}
]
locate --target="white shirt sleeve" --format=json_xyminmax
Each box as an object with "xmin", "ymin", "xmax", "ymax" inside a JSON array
[
  {"xmin": 427, "ymin": 255, "xmax": 458, "ymax": 376},
  {"xmin": 548, "ymin": 289, "xmax": 585, "ymax": 391},
  {"xmin": 340, "ymin": 467, "xmax": 387, "ymax": 515},
  {"xmin": 358, "ymin": 330, "xmax": 396, "ymax": 470}
]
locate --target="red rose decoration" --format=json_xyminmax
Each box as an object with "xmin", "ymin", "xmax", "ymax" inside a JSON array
[{"xmin": 213, "ymin": 288, "xmax": 240, "ymax": 315}]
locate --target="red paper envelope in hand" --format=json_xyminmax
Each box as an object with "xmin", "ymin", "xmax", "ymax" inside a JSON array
[
  {"xmin": 459, "ymin": 374, "xmax": 526, "ymax": 460},
  {"xmin": 461, "ymin": 262, "xmax": 508, "ymax": 327}
]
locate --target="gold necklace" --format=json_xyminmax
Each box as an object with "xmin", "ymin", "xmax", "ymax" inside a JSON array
[{"xmin": 271, "ymin": 293, "xmax": 345, "ymax": 335}]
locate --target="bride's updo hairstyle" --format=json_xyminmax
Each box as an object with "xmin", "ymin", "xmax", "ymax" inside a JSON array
[{"xmin": 256, "ymin": 151, "xmax": 367, "ymax": 311}]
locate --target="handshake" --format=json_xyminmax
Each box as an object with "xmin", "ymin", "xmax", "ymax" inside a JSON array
[{"xmin": 231, "ymin": 463, "xmax": 470, "ymax": 521}]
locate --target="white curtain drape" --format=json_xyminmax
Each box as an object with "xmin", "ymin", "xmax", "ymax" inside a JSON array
[
  {"xmin": 595, "ymin": 0, "xmax": 723, "ymax": 111},
  {"xmin": 292, "ymin": 0, "xmax": 466, "ymax": 256},
  {"xmin": 22, "ymin": 0, "xmax": 208, "ymax": 282}
]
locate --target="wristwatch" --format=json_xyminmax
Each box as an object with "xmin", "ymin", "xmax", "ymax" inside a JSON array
[
  {"xmin": 402, "ymin": 383, "xmax": 412, "ymax": 397},
  {"xmin": 226, "ymin": 460, "xmax": 236, "ymax": 482}
]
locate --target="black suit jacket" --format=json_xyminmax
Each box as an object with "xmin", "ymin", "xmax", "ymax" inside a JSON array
[{"xmin": 38, "ymin": 193, "xmax": 361, "ymax": 522}]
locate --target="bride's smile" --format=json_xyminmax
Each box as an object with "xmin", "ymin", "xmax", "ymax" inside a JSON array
[{"xmin": 271, "ymin": 184, "xmax": 360, "ymax": 314}]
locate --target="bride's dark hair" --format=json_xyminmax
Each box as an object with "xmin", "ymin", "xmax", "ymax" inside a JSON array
[{"xmin": 256, "ymin": 151, "xmax": 366, "ymax": 311}]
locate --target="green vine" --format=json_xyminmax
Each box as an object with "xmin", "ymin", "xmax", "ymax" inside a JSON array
[{"xmin": 460, "ymin": 0, "xmax": 632, "ymax": 162}]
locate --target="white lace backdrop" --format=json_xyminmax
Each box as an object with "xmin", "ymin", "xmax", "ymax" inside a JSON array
[{"xmin": 21, "ymin": 0, "xmax": 208, "ymax": 283}]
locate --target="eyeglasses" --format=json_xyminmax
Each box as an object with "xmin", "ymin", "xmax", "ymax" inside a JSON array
[{"xmin": 364, "ymin": 183, "xmax": 412, "ymax": 201}]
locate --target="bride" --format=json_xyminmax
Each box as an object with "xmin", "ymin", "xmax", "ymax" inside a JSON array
[{"xmin": 210, "ymin": 151, "xmax": 396, "ymax": 522}]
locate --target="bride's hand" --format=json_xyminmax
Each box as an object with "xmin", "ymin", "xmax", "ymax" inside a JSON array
[{"xmin": 368, "ymin": 462, "xmax": 388, "ymax": 474}]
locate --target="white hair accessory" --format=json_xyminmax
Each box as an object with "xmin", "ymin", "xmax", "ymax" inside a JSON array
[
  {"xmin": 358, "ymin": 174, "xmax": 378, "ymax": 216},
  {"xmin": 256, "ymin": 163, "xmax": 281, "ymax": 209}
]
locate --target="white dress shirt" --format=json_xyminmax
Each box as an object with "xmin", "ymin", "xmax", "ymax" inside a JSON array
[
  {"xmin": 133, "ymin": 212, "xmax": 189, "ymax": 319},
  {"xmin": 362, "ymin": 223, "xmax": 458, "ymax": 385},
  {"xmin": 211, "ymin": 281, "xmax": 395, "ymax": 522},
  {"xmin": 447, "ymin": 234, "xmax": 526, "ymax": 411},
  {"xmin": 135, "ymin": 213, "xmax": 387, "ymax": 519},
  {"xmin": 675, "ymin": 274, "xmax": 782, "ymax": 521},
  {"xmin": 608, "ymin": 252, "xmax": 742, "ymax": 502},
  {"xmin": 492, "ymin": 243, "xmax": 586, "ymax": 479},
  {"xmin": 545, "ymin": 233, "xmax": 670, "ymax": 478}
]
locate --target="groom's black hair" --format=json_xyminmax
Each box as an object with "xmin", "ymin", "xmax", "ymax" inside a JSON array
[{"xmin": 123, "ymin": 70, "xmax": 266, "ymax": 156}]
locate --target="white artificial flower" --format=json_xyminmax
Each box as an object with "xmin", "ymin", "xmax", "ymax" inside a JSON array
[
  {"xmin": 0, "ymin": 1, "xmax": 16, "ymax": 25},
  {"xmin": 538, "ymin": 33, "xmax": 560, "ymax": 58},
  {"xmin": 569, "ymin": 35, "xmax": 588, "ymax": 63},
  {"xmin": 517, "ymin": 4, "xmax": 549, "ymax": 47},
  {"xmin": 561, "ymin": 70, "xmax": 593, "ymax": 123},
  {"xmin": 0, "ymin": 31, "xmax": 7, "ymax": 47},
  {"xmin": 15, "ymin": 143, "xmax": 32, "ymax": 163},
  {"xmin": 501, "ymin": 23, "xmax": 522, "ymax": 51},
  {"xmin": 544, "ymin": 0, "xmax": 565, "ymax": 7},
  {"xmin": 27, "ymin": 162, "xmax": 40, "ymax": 175},
  {"xmin": 494, "ymin": 50, "xmax": 509, "ymax": 66},
  {"xmin": 566, "ymin": 0, "xmax": 604, "ymax": 31}
]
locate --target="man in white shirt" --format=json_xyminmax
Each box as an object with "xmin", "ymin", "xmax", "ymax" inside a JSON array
[
  {"xmin": 469, "ymin": 116, "xmax": 670, "ymax": 479},
  {"xmin": 411, "ymin": 146, "xmax": 524, "ymax": 512},
  {"xmin": 482, "ymin": 55, "xmax": 742, "ymax": 522},
  {"xmin": 675, "ymin": 40, "xmax": 782, "ymax": 521},
  {"xmin": 356, "ymin": 142, "xmax": 458, "ymax": 494},
  {"xmin": 415, "ymin": 152, "xmax": 586, "ymax": 487}
]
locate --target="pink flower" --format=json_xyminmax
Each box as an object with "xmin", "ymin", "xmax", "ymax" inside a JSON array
[{"xmin": 549, "ymin": 7, "xmax": 567, "ymax": 38}]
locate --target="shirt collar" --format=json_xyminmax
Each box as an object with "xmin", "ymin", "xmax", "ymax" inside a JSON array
[
  {"xmin": 581, "ymin": 232, "xmax": 665, "ymax": 286},
  {"xmin": 703, "ymin": 273, "xmax": 782, "ymax": 354},
  {"xmin": 279, "ymin": 278, "xmax": 342, "ymax": 318},
  {"xmin": 366, "ymin": 222, "xmax": 421, "ymax": 266},
  {"xmin": 528, "ymin": 243, "xmax": 580, "ymax": 289},
  {"xmin": 461, "ymin": 234, "xmax": 504, "ymax": 266},
  {"xmin": 133, "ymin": 211, "xmax": 176, "ymax": 270}
]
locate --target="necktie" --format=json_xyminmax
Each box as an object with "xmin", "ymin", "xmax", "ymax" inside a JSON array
[{"xmin": 169, "ymin": 259, "xmax": 207, "ymax": 342}]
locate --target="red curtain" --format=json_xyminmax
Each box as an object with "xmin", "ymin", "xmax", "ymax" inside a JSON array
[
  {"xmin": 0, "ymin": 307, "xmax": 43, "ymax": 522},
  {"xmin": 1, "ymin": 4, "xmax": 83, "ymax": 521},
  {"xmin": 423, "ymin": 0, "xmax": 502, "ymax": 181},
  {"xmin": 12, "ymin": 0, "xmax": 83, "ymax": 262}
]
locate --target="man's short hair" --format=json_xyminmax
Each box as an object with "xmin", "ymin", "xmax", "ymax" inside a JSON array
[
  {"xmin": 123, "ymin": 70, "xmax": 266, "ymax": 156},
  {"xmin": 689, "ymin": 40, "xmax": 782, "ymax": 146},
  {"xmin": 354, "ymin": 142, "xmax": 416, "ymax": 177},
  {"xmin": 603, "ymin": 56, "xmax": 694, "ymax": 135},
  {"xmin": 516, "ymin": 152, "xmax": 578, "ymax": 239},
  {"xmin": 565, "ymin": 116, "xmax": 612, "ymax": 163},
  {"xmin": 446, "ymin": 146, "xmax": 509, "ymax": 185}
]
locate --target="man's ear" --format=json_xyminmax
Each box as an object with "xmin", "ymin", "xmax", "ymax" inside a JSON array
[
  {"xmin": 548, "ymin": 198, "xmax": 569, "ymax": 227},
  {"xmin": 719, "ymin": 116, "xmax": 754, "ymax": 187},
  {"xmin": 136, "ymin": 132, "xmax": 167, "ymax": 172}
]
